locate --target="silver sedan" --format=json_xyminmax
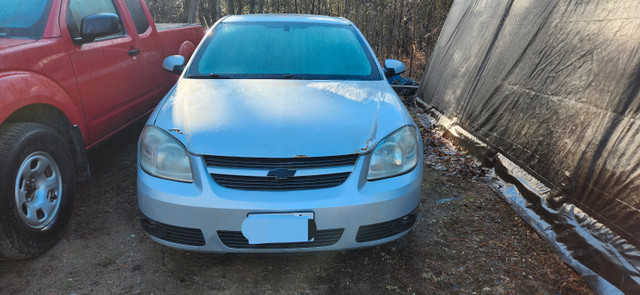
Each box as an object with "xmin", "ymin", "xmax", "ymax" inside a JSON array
[{"xmin": 137, "ymin": 14, "xmax": 423, "ymax": 253}]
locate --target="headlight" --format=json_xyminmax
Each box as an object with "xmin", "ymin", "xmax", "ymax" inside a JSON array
[
  {"xmin": 367, "ymin": 125, "xmax": 419, "ymax": 180},
  {"xmin": 139, "ymin": 126, "xmax": 193, "ymax": 182}
]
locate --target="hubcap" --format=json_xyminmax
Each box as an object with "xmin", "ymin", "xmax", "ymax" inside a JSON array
[{"xmin": 14, "ymin": 152, "xmax": 62, "ymax": 229}]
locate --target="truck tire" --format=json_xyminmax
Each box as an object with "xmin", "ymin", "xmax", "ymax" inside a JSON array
[{"xmin": 0, "ymin": 123, "xmax": 74, "ymax": 259}]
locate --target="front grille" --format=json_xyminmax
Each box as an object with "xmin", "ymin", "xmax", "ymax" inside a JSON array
[
  {"xmin": 218, "ymin": 228, "xmax": 344, "ymax": 249},
  {"xmin": 204, "ymin": 154, "xmax": 358, "ymax": 169},
  {"xmin": 205, "ymin": 154, "xmax": 358, "ymax": 191},
  {"xmin": 356, "ymin": 212, "xmax": 417, "ymax": 243},
  {"xmin": 141, "ymin": 218, "xmax": 206, "ymax": 246},
  {"xmin": 211, "ymin": 172, "xmax": 350, "ymax": 191}
]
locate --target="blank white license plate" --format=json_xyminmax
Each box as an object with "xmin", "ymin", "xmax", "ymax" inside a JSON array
[{"xmin": 241, "ymin": 212, "xmax": 315, "ymax": 245}]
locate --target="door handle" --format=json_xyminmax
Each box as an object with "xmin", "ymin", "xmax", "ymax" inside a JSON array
[{"xmin": 128, "ymin": 48, "xmax": 141, "ymax": 56}]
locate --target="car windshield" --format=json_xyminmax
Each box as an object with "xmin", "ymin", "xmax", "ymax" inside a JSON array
[
  {"xmin": 0, "ymin": 0, "xmax": 52, "ymax": 39},
  {"xmin": 187, "ymin": 21, "xmax": 382, "ymax": 80}
]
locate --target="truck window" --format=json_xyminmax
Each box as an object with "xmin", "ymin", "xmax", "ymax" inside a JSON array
[
  {"xmin": 124, "ymin": 0, "xmax": 150, "ymax": 34},
  {"xmin": 67, "ymin": 0, "xmax": 125, "ymax": 41},
  {"xmin": 0, "ymin": 0, "xmax": 53, "ymax": 39}
]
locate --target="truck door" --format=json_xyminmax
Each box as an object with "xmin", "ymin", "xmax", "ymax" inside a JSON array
[
  {"xmin": 121, "ymin": 0, "xmax": 165, "ymax": 105},
  {"xmin": 63, "ymin": 0, "xmax": 154, "ymax": 144}
]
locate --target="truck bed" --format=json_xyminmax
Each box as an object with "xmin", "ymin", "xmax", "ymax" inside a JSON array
[
  {"xmin": 156, "ymin": 23, "xmax": 202, "ymax": 31},
  {"xmin": 155, "ymin": 23, "xmax": 204, "ymax": 85}
]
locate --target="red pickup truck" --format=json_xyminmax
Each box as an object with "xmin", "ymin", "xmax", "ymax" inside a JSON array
[{"xmin": 0, "ymin": 0, "xmax": 203, "ymax": 259}]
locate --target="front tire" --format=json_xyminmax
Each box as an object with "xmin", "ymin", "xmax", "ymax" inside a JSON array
[{"xmin": 0, "ymin": 123, "xmax": 74, "ymax": 259}]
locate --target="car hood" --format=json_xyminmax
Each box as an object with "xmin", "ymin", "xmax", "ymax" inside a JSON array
[{"xmin": 153, "ymin": 79, "xmax": 412, "ymax": 157}]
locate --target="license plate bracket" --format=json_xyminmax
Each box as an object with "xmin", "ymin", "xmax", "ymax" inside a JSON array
[{"xmin": 241, "ymin": 212, "xmax": 316, "ymax": 245}]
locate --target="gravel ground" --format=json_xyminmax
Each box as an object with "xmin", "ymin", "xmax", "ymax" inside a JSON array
[{"xmin": 0, "ymin": 115, "xmax": 592, "ymax": 294}]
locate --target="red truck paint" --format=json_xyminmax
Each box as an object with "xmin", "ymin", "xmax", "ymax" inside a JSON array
[
  {"xmin": 0, "ymin": 0, "xmax": 204, "ymax": 259},
  {"xmin": 0, "ymin": 0, "xmax": 203, "ymax": 148}
]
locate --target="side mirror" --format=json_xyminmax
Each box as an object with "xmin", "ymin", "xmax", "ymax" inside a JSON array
[
  {"xmin": 80, "ymin": 13, "xmax": 121, "ymax": 43},
  {"xmin": 383, "ymin": 59, "xmax": 407, "ymax": 78},
  {"xmin": 162, "ymin": 55, "xmax": 186, "ymax": 74}
]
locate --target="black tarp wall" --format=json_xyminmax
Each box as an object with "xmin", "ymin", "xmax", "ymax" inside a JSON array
[{"xmin": 418, "ymin": 0, "xmax": 640, "ymax": 293}]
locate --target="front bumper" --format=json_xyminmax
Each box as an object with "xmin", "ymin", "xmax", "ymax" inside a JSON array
[{"xmin": 137, "ymin": 153, "xmax": 422, "ymax": 253}]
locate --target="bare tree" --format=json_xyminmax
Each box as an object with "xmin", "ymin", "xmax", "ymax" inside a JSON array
[
  {"xmin": 151, "ymin": 0, "xmax": 453, "ymax": 81},
  {"xmin": 182, "ymin": 0, "xmax": 199, "ymax": 23}
]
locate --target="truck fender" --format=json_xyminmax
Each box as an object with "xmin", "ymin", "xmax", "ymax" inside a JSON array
[
  {"xmin": 0, "ymin": 71, "xmax": 86, "ymax": 141},
  {"xmin": 0, "ymin": 71, "xmax": 90, "ymax": 183}
]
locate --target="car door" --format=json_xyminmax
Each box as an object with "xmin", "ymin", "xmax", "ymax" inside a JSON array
[{"xmin": 63, "ymin": 0, "xmax": 150, "ymax": 144}]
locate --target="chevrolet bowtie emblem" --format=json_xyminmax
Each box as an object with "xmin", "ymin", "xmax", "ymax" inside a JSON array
[{"xmin": 267, "ymin": 168, "xmax": 297, "ymax": 180}]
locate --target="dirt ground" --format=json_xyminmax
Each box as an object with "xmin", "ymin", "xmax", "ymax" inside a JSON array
[{"xmin": 0, "ymin": 114, "xmax": 592, "ymax": 294}]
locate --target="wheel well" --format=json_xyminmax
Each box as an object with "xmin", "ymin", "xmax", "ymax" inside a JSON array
[
  {"xmin": 5, "ymin": 104, "xmax": 73, "ymax": 142},
  {"xmin": 4, "ymin": 104, "xmax": 90, "ymax": 184}
]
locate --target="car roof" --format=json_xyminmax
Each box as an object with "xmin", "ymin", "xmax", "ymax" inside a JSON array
[{"xmin": 220, "ymin": 14, "xmax": 352, "ymax": 26}]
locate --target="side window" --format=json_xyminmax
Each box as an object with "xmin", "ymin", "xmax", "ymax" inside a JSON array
[
  {"xmin": 67, "ymin": 0, "xmax": 124, "ymax": 41},
  {"xmin": 124, "ymin": 0, "xmax": 150, "ymax": 34}
]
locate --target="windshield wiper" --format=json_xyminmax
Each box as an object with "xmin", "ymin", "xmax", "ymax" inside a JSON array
[
  {"xmin": 187, "ymin": 73, "xmax": 238, "ymax": 79},
  {"xmin": 282, "ymin": 74, "xmax": 308, "ymax": 80},
  {"xmin": 209, "ymin": 73, "xmax": 238, "ymax": 79}
]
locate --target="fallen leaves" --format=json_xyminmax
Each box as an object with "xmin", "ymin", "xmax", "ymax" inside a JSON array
[{"xmin": 415, "ymin": 111, "xmax": 490, "ymax": 180}]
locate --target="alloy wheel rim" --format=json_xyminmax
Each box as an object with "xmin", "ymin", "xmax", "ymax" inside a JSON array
[{"xmin": 14, "ymin": 152, "xmax": 63, "ymax": 229}]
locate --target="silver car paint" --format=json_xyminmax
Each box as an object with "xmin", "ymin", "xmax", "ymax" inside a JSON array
[
  {"xmin": 153, "ymin": 79, "xmax": 412, "ymax": 157},
  {"xmin": 138, "ymin": 14, "xmax": 423, "ymax": 253},
  {"xmin": 137, "ymin": 150, "xmax": 422, "ymax": 253}
]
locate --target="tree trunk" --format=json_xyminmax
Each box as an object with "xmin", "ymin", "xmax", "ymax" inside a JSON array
[
  {"xmin": 183, "ymin": 0, "xmax": 199, "ymax": 23},
  {"xmin": 344, "ymin": 0, "xmax": 350, "ymax": 18},
  {"xmin": 226, "ymin": 0, "xmax": 236, "ymax": 15},
  {"xmin": 206, "ymin": 0, "xmax": 221, "ymax": 23},
  {"xmin": 236, "ymin": 0, "xmax": 244, "ymax": 14},
  {"xmin": 214, "ymin": 0, "xmax": 221, "ymax": 19}
]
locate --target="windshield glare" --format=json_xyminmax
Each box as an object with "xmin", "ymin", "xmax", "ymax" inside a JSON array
[
  {"xmin": 0, "ymin": 0, "xmax": 52, "ymax": 39},
  {"xmin": 188, "ymin": 22, "xmax": 382, "ymax": 80}
]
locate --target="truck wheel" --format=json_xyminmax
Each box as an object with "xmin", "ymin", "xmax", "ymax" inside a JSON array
[{"xmin": 0, "ymin": 123, "xmax": 74, "ymax": 259}]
